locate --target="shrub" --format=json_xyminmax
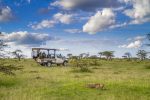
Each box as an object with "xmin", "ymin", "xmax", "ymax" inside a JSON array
[
  {"xmin": 145, "ymin": 65, "xmax": 150, "ymax": 69},
  {"xmin": 70, "ymin": 59, "xmax": 92, "ymax": 73},
  {"xmin": 80, "ymin": 67, "xmax": 92, "ymax": 72},
  {"xmin": 0, "ymin": 63, "xmax": 23, "ymax": 75}
]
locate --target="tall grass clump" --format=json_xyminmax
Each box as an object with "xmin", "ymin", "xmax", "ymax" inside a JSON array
[
  {"xmin": 69, "ymin": 59, "xmax": 92, "ymax": 73},
  {"xmin": 88, "ymin": 59, "xmax": 102, "ymax": 66}
]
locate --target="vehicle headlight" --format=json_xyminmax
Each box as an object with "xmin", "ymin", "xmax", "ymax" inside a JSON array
[{"xmin": 37, "ymin": 59, "xmax": 41, "ymax": 63}]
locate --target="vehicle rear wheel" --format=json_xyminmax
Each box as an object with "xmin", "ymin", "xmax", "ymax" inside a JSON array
[
  {"xmin": 57, "ymin": 64, "xmax": 61, "ymax": 66},
  {"xmin": 47, "ymin": 62, "xmax": 52, "ymax": 67}
]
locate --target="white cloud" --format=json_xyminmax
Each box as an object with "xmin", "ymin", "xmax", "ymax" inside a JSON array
[
  {"xmin": 64, "ymin": 29, "xmax": 82, "ymax": 33},
  {"xmin": 122, "ymin": 0, "xmax": 150, "ymax": 24},
  {"xmin": 83, "ymin": 8, "xmax": 115, "ymax": 34},
  {"xmin": 51, "ymin": 0, "xmax": 121, "ymax": 11},
  {"xmin": 129, "ymin": 17, "xmax": 150, "ymax": 25},
  {"xmin": 2, "ymin": 31, "xmax": 58, "ymax": 46},
  {"xmin": 1, "ymin": 31, "xmax": 60, "ymax": 58},
  {"xmin": 134, "ymin": 36, "xmax": 145, "ymax": 41},
  {"xmin": 51, "ymin": 0, "xmax": 75, "ymax": 10},
  {"xmin": 54, "ymin": 13, "xmax": 73, "ymax": 24},
  {"xmin": 30, "ymin": 20, "xmax": 56, "ymax": 30},
  {"xmin": 110, "ymin": 22, "xmax": 127, "ymax": 29},
  {"xmin": 30, "ymin": 13, "xmax": 73, "ymax": 30},
  {"xmin": 119, "ymin": 40, "xmax": 142, "ymax": 48},
  {"xmin": 27, "ymin": 0, "xmax": 31, "ymax": 4},
  {"xmin": 119, "ymin": 36, "xmax": 145, "ymax": 48},
  {"xmin": 0, "ymin": 6, "xmax": 13, "ymax": 22}
]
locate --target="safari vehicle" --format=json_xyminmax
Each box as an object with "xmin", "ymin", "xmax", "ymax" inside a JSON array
[{"xmin": 32, "ymin": 48, "xmax": 68, "ymax": 66}]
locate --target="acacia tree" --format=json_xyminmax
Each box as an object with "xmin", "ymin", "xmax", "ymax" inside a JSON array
[
  {"xmin": 102, "ymin": 51, "xmax": 114, "ymax": 60},
  {"xmin": 79, "ymin": 53, "xmax": 89, "ymax": 59},
  {"xmin": 12, "ymin": 49, "xmax": 25, "ymax": 61},
  {"xmin": 137, "ymin": 50, "xmax": 147, "ymax": 60},
  {"xmin": 67, "ymin": 53, "xmax": 73, "ymax": 59},
  {"xmin": 124, "ymin": 52, "xmax": 132, "ymax": 60},
  {"xmin": 79, "ymin": 53, "xmax": 87, "ymax": 59},
  {"xmin": 98, "ymin": 52, "xmax": 103, "ymax": 59},
  {"xmin": 85, "ymin": 53, "xmax": 90, "ymax": 58}
]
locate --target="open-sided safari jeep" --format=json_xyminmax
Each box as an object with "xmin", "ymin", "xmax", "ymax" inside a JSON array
[{"xmin": 32, "ymin": 48, "xmax": 68, "ymax": 67}]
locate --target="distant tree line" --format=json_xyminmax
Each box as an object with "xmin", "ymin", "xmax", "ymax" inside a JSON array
[{"xmin": 67, "ymin": 34, "xmax": 150, "ymax": 61}]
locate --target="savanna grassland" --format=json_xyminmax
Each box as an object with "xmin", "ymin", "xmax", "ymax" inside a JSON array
[{"xmin": 0, "ymin": 59, "xmax": 150, "ymax": 100}]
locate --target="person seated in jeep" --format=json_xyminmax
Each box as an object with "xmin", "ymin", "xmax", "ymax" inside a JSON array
[
  {"xmin": 42, "ymin": 52, "xmax": 46, "ymax": 58},
  {"xmin": 57, "ymin": 54, "xmax": 62, "ymax": 58},
  {"xmin": 47, "ymin": 54, "xmax": 51, "ymax": 58}
]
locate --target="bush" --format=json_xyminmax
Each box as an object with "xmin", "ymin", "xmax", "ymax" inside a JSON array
[
  {"xmin": 69, "ymin": 58, "xmax": 102, "ymax": 67},
  {"xmin": 88, "ymin": 59, "xmax": 102, "ymax": 66},
  {"xmin": 70, "ymin": 59, "xmax": 92, "ymax": 73},
  {"xmin": 145, "ymin": 65, "xmax": 150, "ymax": 69},
  {"xmin": 80, "ymin": 67, "xmax": 92, "ymax": 72},
  {"xmin": 0, "ymin": 63, "xmax": 23, "ymax": 75}
]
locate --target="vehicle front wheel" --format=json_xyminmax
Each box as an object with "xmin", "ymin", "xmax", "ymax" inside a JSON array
[
  {"xmin": 47, "ymin": 62, "xmax": 52, "ymax": 67},
  {"xmin": 63, "ymin": 61, "xmax": 67, "ymax": 66}
]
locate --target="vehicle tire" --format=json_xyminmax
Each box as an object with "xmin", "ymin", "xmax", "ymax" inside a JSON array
[
  {"xmin": 47, "ymin": 62, "xmax": 52, "ymax": 67},
  {"xmin": 63, "ymin": 61, "xmax": 67, "ymax": 66},
  {"xmin": 57, "ymin": 64, "xmax": 61, "ymax": 66},
  {"xmin": 44, "ymin": 63, "xmax": 47, "ymax": 66},
  {"xmin": 41, "ymin": 63, "xmax": 47, "ymax": 66}
]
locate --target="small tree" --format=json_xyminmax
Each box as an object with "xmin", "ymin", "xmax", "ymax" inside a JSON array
[
  {"xmin": 85, "ymin": 53, "xmax": 90, "ymax": 58},
  {"xmin": 98, "ymin": 52, "xmax": 103, "ymax": 59},
  {"xmin": 79, "ymin": 53, "xmax": 85, "ymax": 59},
  {"xmin": 67, "ymin": 53, "xmax": 73, "ymax": 59},
  {"xmin": 137, "ymin": 50, "xmax": 147, "ymax": 60},
  {"xmin": 12, "ymin": 50, "xmax": 25, "ymax": 61},
  {"xmin": 102, "ymin": 51, "xmax": 114, "ymax": 60},
  {"xmin": 79, "ymin": 53, "xmax": 89, "ymax": 59},
  {"xmin": 124, "ymin": 52, "xmax": 132, "ymax": 60}
]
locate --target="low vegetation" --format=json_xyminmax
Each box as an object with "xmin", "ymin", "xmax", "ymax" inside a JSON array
[
  {"xmin": 0, "ymin": 59, "xmax": 23, "ymax": 75},
  {"xmin": 0, "ymin": 59, "xmax": 150, "ymax": 100}
]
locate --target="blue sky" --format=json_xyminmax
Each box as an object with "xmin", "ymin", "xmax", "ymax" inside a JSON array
[{"xmin": 0, "ymin": 0, "xmax": 150, "ymax": 57}]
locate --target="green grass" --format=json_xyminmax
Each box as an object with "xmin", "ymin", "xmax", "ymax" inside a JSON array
[{"xmin": 0, "ymin": 59, "xmax": 150, "ymax": 100}]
